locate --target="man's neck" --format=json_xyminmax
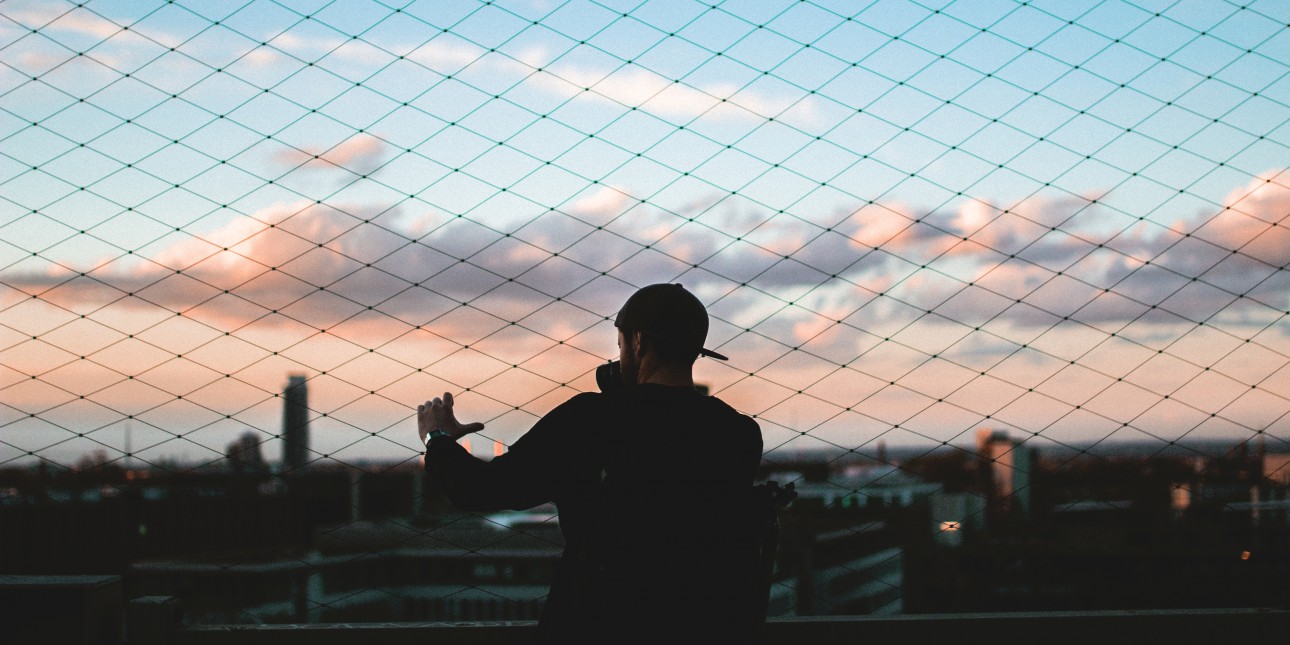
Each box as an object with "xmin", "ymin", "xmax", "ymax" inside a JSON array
[{"xmin": 636, "ymin": 361, "xmax": 694, "ymax": 388}]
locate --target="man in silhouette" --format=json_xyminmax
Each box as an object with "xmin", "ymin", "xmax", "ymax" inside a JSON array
[{"xmin": 419, "ymin": 283, "xmax": 764, "ymax": 643}]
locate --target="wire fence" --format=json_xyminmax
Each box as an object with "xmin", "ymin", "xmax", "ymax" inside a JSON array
[{"xmin": 2, "ymin": 0, "xmax": 1289, "ymax": 623}]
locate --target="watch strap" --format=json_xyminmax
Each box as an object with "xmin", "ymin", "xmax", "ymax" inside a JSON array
[{"xmin": 425, "ymin": 429, "xmax": 454, "ymax": 444}]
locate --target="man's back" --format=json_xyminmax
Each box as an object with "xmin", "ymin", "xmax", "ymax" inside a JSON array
[
  {"xmin": 591, "ymin": 385, "xmax": 764, "ymax": 641},
  {"xmin": 427, "ymin": 385, "xmax": 762, "ymax": 642}
]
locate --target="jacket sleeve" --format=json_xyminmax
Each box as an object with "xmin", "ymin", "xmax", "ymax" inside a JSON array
[{"xmin": 425, "ymin": 393, "xmax": 600, "ymax": 512}]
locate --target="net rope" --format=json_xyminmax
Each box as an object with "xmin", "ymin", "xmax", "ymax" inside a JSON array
[{"xmin": 2, "ymin": 0, "xmax": 1287, "ymax": 620}]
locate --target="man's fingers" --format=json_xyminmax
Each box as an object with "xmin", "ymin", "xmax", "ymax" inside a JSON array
[{"xmin": 421, "ymin": 392, "xmax": 472, "ymax": 434}]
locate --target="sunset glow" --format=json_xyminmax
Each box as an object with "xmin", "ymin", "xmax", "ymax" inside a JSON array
[{"xmin": 1, "ymin": 0, "xmax": 1287, "ymax": 472}]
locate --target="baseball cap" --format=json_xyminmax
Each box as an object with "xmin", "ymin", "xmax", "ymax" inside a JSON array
[{"xmin": 614, "ymin": 283, "xmax": 729, "ymax": 361}]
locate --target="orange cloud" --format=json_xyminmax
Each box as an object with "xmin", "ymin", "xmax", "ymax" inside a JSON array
[
  {"xmin": 271, "ymin": 134, "xmax": 392, "ymax": 174},
  {"xmin": 1192, "ymin": 171, "xmax": 1290, "ymax": 267},
  {"xmin": 8, "ymin": 173, "xmax": 1288, "ymax": 402}
]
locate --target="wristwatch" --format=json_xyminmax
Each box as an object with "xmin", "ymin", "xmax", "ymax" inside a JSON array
[{"xmin": 425, "ymin": 429, "xmax": 454, "ymax": 444}]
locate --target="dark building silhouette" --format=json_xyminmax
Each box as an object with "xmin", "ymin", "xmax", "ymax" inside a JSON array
[
  {"xmin": 282, "ymin": 375, "xmax": 309, "ymax": 472},
  {"xmin": 225, "ymin": 431, "xmax": 265, "ymax": 473}
]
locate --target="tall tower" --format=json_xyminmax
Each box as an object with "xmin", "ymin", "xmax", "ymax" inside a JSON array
[
  {"xmin": 976, "ymin": 428, "xmax": 1032, "ymax": 516},
  {"xmin": 282, "ymin": 374, "xmax": 309, "ymax": 472}
]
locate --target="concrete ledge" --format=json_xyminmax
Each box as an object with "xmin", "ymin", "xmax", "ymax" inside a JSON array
[
  {"xmin": 763, "ymin": 609, "xmax": 1290, "ymax": 645},
  {"xmin": 179, "ymin": 609, "xmax": 1290, "ymax": 645},
  {"xmin": 0, "ymin": 575, "xmax": 122, "ymax": 645},
  {"xmin": 128, "ymin": 596, "xmax": 183, "ymax": 645},
  {"xmin": 183, "ymin": 621, "xmax": 536, "ymax": 645}
]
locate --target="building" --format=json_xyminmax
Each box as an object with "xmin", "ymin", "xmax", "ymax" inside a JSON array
[
  {"xmin": 282, "ymin": 375, "xmax": 309, "ymax": 473},
  {"xmin": 225, "ymin": 431, "xmax": 265, "ymax": 473},
  {"xmin": 976, "ymin": 429, "xmax": 1032, "ymax": 516}
]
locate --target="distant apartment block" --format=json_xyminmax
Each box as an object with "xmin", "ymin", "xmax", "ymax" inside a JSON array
[{"xmin": 282, "ymin": 375, "xmax": 309, "ymax": 473}]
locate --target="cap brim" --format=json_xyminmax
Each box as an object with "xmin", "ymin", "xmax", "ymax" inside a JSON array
[{"xmin": 699, "ymin": 347, "xmax": 729, "ymax": 361}]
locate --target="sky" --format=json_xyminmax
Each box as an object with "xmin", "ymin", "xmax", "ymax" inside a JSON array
[{"xmin": 1, "ymin": 0, "xmax": 1288, "ymax": 471}]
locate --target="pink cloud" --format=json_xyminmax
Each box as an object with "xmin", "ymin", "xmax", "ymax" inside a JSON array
[
  {"xmin": 271, "ymin": 134, "xmax": 391, "ymax": 174},
  {"xmin": 9, "ymin": 172, "xmax": 1288, "ymax": 377},
  {"xmin": 1191, "ymin": 171, "xmax": 1290, "ymax": 268}
]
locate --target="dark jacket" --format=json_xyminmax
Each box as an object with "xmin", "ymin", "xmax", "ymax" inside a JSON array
[{"xmin": 426, "ymin": 384, "xmax": 763, "ymax": 643}]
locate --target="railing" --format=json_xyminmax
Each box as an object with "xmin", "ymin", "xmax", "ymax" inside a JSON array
[
  {"xmin": 9, "ymin": 577, "xmax": 1290, "ymax": 645},
  {"xmin": 177, "ymin": 611, "xmax": 1290, "ymax": 645}
]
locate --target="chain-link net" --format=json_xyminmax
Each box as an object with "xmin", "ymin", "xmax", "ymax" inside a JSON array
[{"xmin": 2, "ymin": 0, "xmax": 1288, "ymax": 624}]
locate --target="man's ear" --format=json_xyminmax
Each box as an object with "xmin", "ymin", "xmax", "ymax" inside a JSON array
[{"xmin": 629, "ymin": 330, "xmax": 648, "ymax": 358}]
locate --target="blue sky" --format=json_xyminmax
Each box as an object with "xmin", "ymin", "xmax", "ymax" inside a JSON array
[{"xmin": 2, "ymin": 0, "xmax": 1288, "ymax": 470}]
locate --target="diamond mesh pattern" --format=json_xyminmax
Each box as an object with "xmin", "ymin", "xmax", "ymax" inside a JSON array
[{"xmin": 2, "ymin": 0, "xmax": 1288, "ymax": 622}]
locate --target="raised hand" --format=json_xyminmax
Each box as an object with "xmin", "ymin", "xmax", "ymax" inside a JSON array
[{"xmin": 418, "ymin": 391, "xmax": 485, "ymax": 443}]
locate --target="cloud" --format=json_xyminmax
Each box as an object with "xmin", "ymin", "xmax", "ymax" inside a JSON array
[
  {"xmin": 405, "ymin": 38, "xmax": 491, "ymax": 73},
  {"xmin": 0, "ymin": 7, "xmax": 126, "ymax": 74},
  {"xmin": 828, "ymin": 178, "xmax": 1290, "ymax": 332},
  {"xmin": 8, "ymin": 172, "xmax": 1288, "ymax": 370},
  {"xmin": 13, "ymin": 6, "xmax": 122, "ymax": 40},
  {"xmin": 5, "ymin": 173, "xmax": 1288, "ymax": 469},
  {"xmin": 1191, "ymin": 170, "xmax": 1290, "ymax": 268},
  {"xmin": 263, "ymin": 31, "xmax": 347, "ymax": 63},
  {"xmin": 512, "ymin": 55, "xmax": 819, "ymax": 125},
  {"xmin": 270, "ymin": 134, "xmax": 392, "ymax": 174}
]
